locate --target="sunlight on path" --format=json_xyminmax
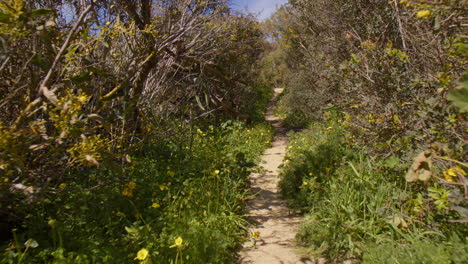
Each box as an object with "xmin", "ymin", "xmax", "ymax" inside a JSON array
[{"xmin": 239, "ymin": 88, "xmax": 314, "ymax": 264}]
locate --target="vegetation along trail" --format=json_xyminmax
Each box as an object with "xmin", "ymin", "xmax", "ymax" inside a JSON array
[
  {"xmin": 240, "ymin": 88, "xmax": 312, "ymax": 264},
  {"xmin": 1, "ymin": 0, "xmax": 467, "ymax": 263}
]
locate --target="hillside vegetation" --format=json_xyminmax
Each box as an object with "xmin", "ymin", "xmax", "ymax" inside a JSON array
[
  {"xmin": 0, "ymin": 0, "xmax": 272, "ymax": 263},
  {"xmin": 264, "ymin": 0, "xmax": 468, "ymax": 262},
  {"xmin": 1, "ymin": 0, "xmax": 467, "ymax": 263}
]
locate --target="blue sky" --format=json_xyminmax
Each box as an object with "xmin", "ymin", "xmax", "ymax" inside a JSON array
[{"xmin": 230, "ymin": 0, "xmax": 288, "ymax": 20}]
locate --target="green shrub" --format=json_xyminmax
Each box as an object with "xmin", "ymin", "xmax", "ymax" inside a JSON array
[
  {"xmin": 279, "ymin": 114, "xmax": 466, "ymax": 262},
  {"xmin": 1, "ymin": 120, "xmax": 273, "ymax": 264},
  {"xmin": 363, "ymin": 238, "xmax": 468, "ymax": 264}
]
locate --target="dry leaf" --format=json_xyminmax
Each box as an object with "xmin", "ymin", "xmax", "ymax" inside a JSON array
[
  {"xmin": 405, "ymin": 151, "xmax": 432, "ymax": 183},
  {"xmin": 85, "ymin": 155, "xmax": 100, "ymax": 166}
]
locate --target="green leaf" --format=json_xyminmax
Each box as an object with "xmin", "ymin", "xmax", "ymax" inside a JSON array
[
  {"xmin": 447, "ymin": 74, "xmax": 468, "ymax": 112},
  {"xmin": 28, "ymin": 9, "xmax": 55, "ymax": 18},
  {"xmin": 384, "ymin": 156, "xmax": 400, "ymax": 169},
  {"xmin": 31, "ymin": 54, "xmax": 49, "ymax": 70},
  {"xmin": 70, "ymin": 72, "xmax": 91, "ymax": 84},
  {"xmin": 89, "ymin": 67, "xmax": 109, "ymax": 76},
  {"xmin": 458, "ymin": 73, "xmax": 468, "ymax": 88},
  {"xmin": 0, "ymin": 12, "xmax": 11, "ymax": 23},
  {"xmin": 124, "ymin": 226, "xmax": 138, "ymax": 237}
]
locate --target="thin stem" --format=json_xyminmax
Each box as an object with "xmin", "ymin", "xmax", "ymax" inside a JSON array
[{"xmin": 39, "ymin": 3, "xmax": 94, "ymax": 100}]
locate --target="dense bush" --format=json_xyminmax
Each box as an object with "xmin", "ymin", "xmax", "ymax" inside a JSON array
[
  {"xmin": 266, "ymin": 0, "xmax": 466, "ymax": 148},
  {"xmin": 0, "ymin": 0, "xmax": 275, "ymax": 262},
  {"xmin": 0, "ymin": 0, "xmax": 269, "ymax": 243},
  {"xmin": 279, "ymin": 114, "xmax": 467, "ymax": 262},
  {"xmin": 263, "ymin": 0, "xmax": 467, "ymax": 261}
]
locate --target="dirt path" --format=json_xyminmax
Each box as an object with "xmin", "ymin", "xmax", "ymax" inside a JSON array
[{"xmin": 239, "ymin": 88, "xmax": 313, "ymax": 264}]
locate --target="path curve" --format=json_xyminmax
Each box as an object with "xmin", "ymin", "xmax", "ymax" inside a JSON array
[{"xmin": 239, "ymin": 88, "xmax": 313, "ymax": 264}]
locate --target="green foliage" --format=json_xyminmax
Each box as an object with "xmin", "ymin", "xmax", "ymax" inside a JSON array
[
  {"xmin": 1, "ymin": 120, "xmax": 273, "ymax": 263},
  {"xmin": 264, "ymin": 0, "xmax": 466, "ymax": 141},
  {"xmin": 279, "ymin": 114, "xmax": 467, "ymax": 262},
  {"xmin": 265, "ymin": 1, "xmax": 467, "ymax": 260},
  {"xmin": 0, "ymin": 0, "xmax": 271, "ymax": 249},
  {"xmin": 0, "ymin": 0, "xmax": 275, "ymax": 262},
  {"xmin": 447, "ymin": 74, "xmax": 468, "ymax": 112},
  {"xmin": 362, "ymin": 238, "xmax": 468, "ymax": 264}
]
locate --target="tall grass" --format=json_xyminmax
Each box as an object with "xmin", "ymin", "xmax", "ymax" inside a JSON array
[{"xmin": 279, "ymin": 115, "xmax": 467, "ymax": 262}]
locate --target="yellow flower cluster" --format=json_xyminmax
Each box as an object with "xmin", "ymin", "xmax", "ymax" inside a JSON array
[
  {"xmin": 67, "ymin": 135, "xmax": 110, "ymax": 167},
  {"xmin": 50, "ymin": 90, "xmax": 89, "ymax": 133},
  {"xmin": 122, "ymin": 181, "xmax": 136, "ymax": 197},
  {"xmin": 443, "ymin": 167, "xmax": 465, "ymax": 182},
  {"xmin": 196, "ymin": 128, "xmax": 207, "ymax": 137}
]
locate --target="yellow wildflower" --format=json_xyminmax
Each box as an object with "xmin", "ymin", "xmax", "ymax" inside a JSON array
[
  {"xmin": 368, "ymin": 113, "xmax": 376, "ymax": 123},
  {"xmin": 134, "ymin": 248, "xmax": 149, "ymax": 260},
  {"xmin": 116, "ymin": 211, "xmax": 124, "ymax": 217},
  {"xmin": 443, "ymin": 166, "xmax": 466, "ymax": 182},
  {"xmin": 151, "ymin": 203, "xmax": 160, "ymax": 208},
  {"xmin": 167, "ymin": 171, "xmax": 175, "ymax": 177},
  {"xmin": 443, "ymin": 168, "xmax": 457, "ymax": 182},
  {"xmin": 127, "ymin": 182, "xmax": 136, "ymax": 190},
  {"xmin": 77, "ymin": 95, "xmax": 88, "ymax": 104},
  {"xmin": 252, "ymin": 231, "xmax": 260, "ymax": 239},
  {"xmin": 122, "ymin": 188, "xmax": 133, "ymax": 197},
  {"xmin": 214, "ymin": 170, "xmax": 220, "ymax": 175},
  {"xmin": 170, "ymin": 236, "xmax": 183, "ymax": 248},
  {"xmin": 417, "ymin": 10, "xmax": 431, "ymax": 19},
  {"xmin": 58, "ymin": 183, "xmax": 67, "ymax": 189}
]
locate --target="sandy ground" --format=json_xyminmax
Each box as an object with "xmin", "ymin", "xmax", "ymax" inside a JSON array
[{"xmin": 239, "ymin": 88, "xmax": 314, "ymax": 264}]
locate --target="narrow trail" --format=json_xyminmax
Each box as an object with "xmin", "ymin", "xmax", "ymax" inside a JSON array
[{"xmin": 239, "ymin": 88, "xmax": 313, "ymax": 264}]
